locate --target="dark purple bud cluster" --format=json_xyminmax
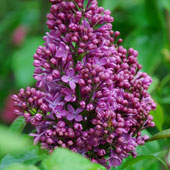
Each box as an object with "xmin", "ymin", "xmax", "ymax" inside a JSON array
[{"xmin": 12, "ymin": 0, "xmax": 156, "ymax": 169}]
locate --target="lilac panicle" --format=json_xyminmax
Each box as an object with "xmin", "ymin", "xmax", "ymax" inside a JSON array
[{"xmin": 12, "ymin": 0, "xmax": 156, "ymax": 169}]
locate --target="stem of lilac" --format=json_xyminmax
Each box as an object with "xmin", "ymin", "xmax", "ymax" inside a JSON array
[
  {"xmin": 76, "ymin": 85, "xmax": 81, "ymax": 101},
  {"xmin": 87, "ymin": 80, "xmax": 95, "ymax": 104},
  {"xmin": 86, "ymin": 0, "xmax": 92, "ymax": 10},
  {"xmin": 72, "ymin": 0, "xmax": 81, "ymax": 11},
  {"xmin": 77, "ymin": 52, "xmax": 89, "ymax": 61},
  {"xmin": 73, "ymin": 43, "xmax": 79, "ymax": 68}
]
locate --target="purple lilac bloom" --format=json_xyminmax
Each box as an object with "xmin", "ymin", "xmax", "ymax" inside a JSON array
[
  {"xmin": 66, "ymin": 104, "xmax": 83, "ymax": 122},
  {"xmin": 12, "ymin": 0, "xmax": 156, "ymax": 169},
  {"xmin": 61, "ymin": 88, "xmax": 76, "ymax": 102},
  {"xmin": 107, "ymin": 150, "xmax": 122, "ymax": 168},
  {"xmin": 61, "ymin": 69, "xmax": 80, "ymax": 90},
  {"xmin": 54, "ymin": 105, "xmax": 68, "ymax": 119}
]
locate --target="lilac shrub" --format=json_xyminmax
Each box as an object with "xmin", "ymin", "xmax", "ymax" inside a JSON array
[{"xmin": 12, "ymin": 0, "xmax": 156, "ymax": 169}]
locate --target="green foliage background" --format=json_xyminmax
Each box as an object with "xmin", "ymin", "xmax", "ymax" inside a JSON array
[{"xmin": 0, "ymin": 0, "xmax": 170, "ymax": 169}]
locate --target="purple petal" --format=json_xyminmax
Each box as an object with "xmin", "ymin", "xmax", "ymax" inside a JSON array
[
  {"xmin": 100, "ymin": 58, "xmax": 107, "ymax": 65},
  {"xmin": 67, "ymin": 104, "xmax": 75, "ymax": 113},
  {"xmin": 75, "ymin": 115, "xmax": 83, "ymax": 122},
  {"xmin": 65, "ymin": 95, "xmax": 72, "ymax": 102},
  {"xmin": 109, "ymin": 158, "xmax": 121, "ymax": 167},
  {"xmin": 57, "ymin": 50, "xmax": 66, "ymax": 58},
  {"xmin": 63, "ymin": 88, "xmax": 72, "ymax": 95},
  {"xmin": 61, "ymin": 110, "xmax": 68, "ymax": 116},
  {"xmin": 73, "ymin": 75, "xmax": 80, "ymax": 83},
  {"xmin": 66, "ymin": 114, "xmax": 74, "ymax": 121},
  {"xmin": 61, "ymin": 75, "xmax": 69, "ymax": 83},
  {"xmin": 33, "ymin": 135, "xmax": 41, "ymax": 145},
  {"xmin": 36, "ymin": 80, "xmax": 44, "ymax": 88},
  {"xmin": 67, "ymin": 69, "xmax": 75, "ymax": 76},
  {"xmin": 55, "ymin": 105, "xmax": 63, "ymax": 111},
  {"xmin": 75, "ymin": 108, "xmax": 83, "ymax": 114},
  {"xmin": 69, "ymin": 80, "xmax": 76, "ymax": 90},
  {"xmin": 72, "ymin": 95, "xmax": 76, "ymax": 102},
  {"xmin": 55, "ymin": 114, "xmax": 62, "ymax": 119}
]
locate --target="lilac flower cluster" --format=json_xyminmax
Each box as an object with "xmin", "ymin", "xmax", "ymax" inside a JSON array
[{"xmin": 12, "ymin": 0, "xmax": 156, "ymax": 169}]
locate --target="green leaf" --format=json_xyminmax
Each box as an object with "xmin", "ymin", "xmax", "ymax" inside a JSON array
[
  {"xmin": 0, "ymin": 125, "xmax": 32, "ymax": 156},
  {"xmin": 0, "ymin": 145, "xmax": 48, "ymax": 170},
  {"xmin": 9, "ymin": 117, "xmax": 26, "ymax": 133},
  {"xmin": 102, "ymin": 0, "xmax": 119, "ymax": 11},
  {"xmin": 150, "ymin": 103, "xmax": 164, "ymax": 131},
  {"xmin": 0, "ymin": 150, "xmax": 39, "ymax": 170},
  {"xmin": 148, "ymin": 77, "xmax": 159, "ymax": 94},
  {"xmin": 167, "ymin": 150, "xmax": 170, "ymax": 165},
  {"xmin": 160, "ymin": 0, "xmax": 170, "ymax": 11},
  {"xmin": 12, "ymin": 37, "xmax": 44, "ymax": 88},
  {"xmin": 144, "ymin": 0, "xmax": 164, "ymax": 29},
  {"xmin": 123, "ymin": 29, "xmax": 163, "ymax": 74},
  {"xmin": 102, "ymin": 0, "xmax": 144, "ymax": 12},
  {"xmin": 147, "ymin": 128, "xmax": 170, "ymax": 142},
  {"xmin": 4, "ymin": 163, "xmax": 39, "ymax": 170},
  {"xmin": 93, "ymin": 163, "xmax": 107, "ymax": 170},
  {"xmin": 42, "ymin": 148, "xmax": 107, "ymax": 170},
  {"xmin": 122, "ymin": 155, "xmax": 168, "ymax": 170},
  {"xmin": 136, "ymin": 130, "xmax": 160, "ymax": 154}
]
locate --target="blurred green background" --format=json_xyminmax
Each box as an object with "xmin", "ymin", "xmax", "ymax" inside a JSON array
[{"xmin": 0, "ymin": 0, "xmax": 170, "ymax": 169}]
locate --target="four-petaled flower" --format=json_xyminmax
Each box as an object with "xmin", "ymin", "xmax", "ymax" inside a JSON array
[
  {"xmin": 107, "ymin": 150, "xmax": 122, "ymax": 168},
  {"xmin": 66, "ymin": 104, "xmax": 83, "ymax": 122},
  {"xmin": 61, "ymin": 69, "xmax": 80, "ymax": 90},
  {"xmin": 62, "ymin": 88, "xmax": 76, "ymax": 102},
  {"xmin": 54, "ymin": 105, "xmax": 68, "ymax": 119},
  {"xmin": 55, "ymin": 42, "xmax": 69, "ymax": 62},
  {"xmin": 45, "ymin": 93, "xmax": 64, "ymax": 113}
]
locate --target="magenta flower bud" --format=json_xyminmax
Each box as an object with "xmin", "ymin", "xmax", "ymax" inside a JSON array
[
  {"xmin": 40, "ymin": 103, "xmax": 48, "ymax": 111},
  {"xmin": 67, "ymin": 140, "xmax": 73, "ymax": 146},
  {"xmin": 33, "ymin": 60, "xmax": 41, "ymax": 67},
  {"xmin": 46, "ymin": 138, "xmax": 54, "ymax": 145},
  {"xmin": 52, "ymin": 70, "xmax": 60, "ymax": 78},
  {"xmin": 57, "ymin": 121, "xmax": 66, "ymax": 128},
  {"xmin": 74, "ymin": 123, "xmax": 83, "ymax": 130},
  {"xmin": 98, "ymin": 149, "xmax": 106, "ymax": 157}
]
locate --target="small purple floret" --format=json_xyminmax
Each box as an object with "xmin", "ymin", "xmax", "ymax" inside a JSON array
[{"xmin": 66, "ymin": 104, "xmax": 83, "ymax": 122}]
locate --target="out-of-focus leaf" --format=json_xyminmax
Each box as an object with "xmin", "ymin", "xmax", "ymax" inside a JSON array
[
  {"xmin": 0, "ymin": 150, "xmax": 40, "ymax": 170},
  {"xmin": 0, "ymin": 125, "xmax": 31, "ymax": 156},
  {"xmin": 136, "ymin": 130, "xmax": 160, "ymax": 153},
  {"xmin": 42, "ymin": 148, "xmax": 107, "ymax": 170},
  {"xmin": 101, "ymin": 0, "xmax": 119, "ymax": 11},
  {"xmin": 148, "ymin": 77, "xmax": 159, "ymax": 93},
  {"xmin": 123, "ymin": 29, "xmax": 163, "ymax": 74},
  {"xmin": 160, "ymin": 0, "xmax": 170, "ymax": 11},
  {"xmin": 12, "ymin": 37, "xmax": 44, "ymax": 88},
  {"xmin": 101, "ymin": 0, "xmax": 144, "ymax": 11},
  {"xmin": 4, "ymin": 163, "xmax": 39, "ymax": 170},
  {"xmin": 168, "ymin": 150, "xmax": 170, "ymax": 165},
  {"xmin": 122, "ymin": 154, "xmax": 168, "ymax": 170},
  {"xmin": 150, "ymin": 103, "xmax": 164, "ymax": 131},
  {"xmin": 147, "ymin": 128, "xmax": 170, "ymax": 142},
  {"xmin": 144, "ymin": 0, "xmax": 164, "ymax": 29},
  {"xmin": 9, "ymin": 116, "xmax": 26, "ymax": 133},
  {"xmin": 157, "ymin": 96, "xmax": 170, "ymax": 104},
  {"xmin": 134, "ymin": 130, "xmax": 160, "ymax": 170}
]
